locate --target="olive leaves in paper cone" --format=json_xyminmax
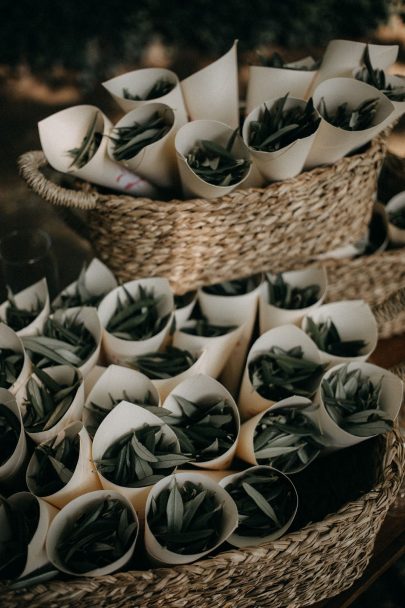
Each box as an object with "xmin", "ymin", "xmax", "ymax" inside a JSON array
[
  {"xmin": 0, "ymin": 279, "xmax": 50, "ymax": 337},
  {"xmin": 0, "ymin": 323, "xmax": 31, "ymax": 395},
  {"xmin": 52, "ymin": 259, "xmax": 117, "ymax": 311},
  {"xmin": 0, "ymin": 388, "xmax": 28, "ymax": 483}
]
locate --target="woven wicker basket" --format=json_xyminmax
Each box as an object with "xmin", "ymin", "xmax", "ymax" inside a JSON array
[{"xmin": 19, "ymin": 137, "xmax": 385, "ymax": 293}]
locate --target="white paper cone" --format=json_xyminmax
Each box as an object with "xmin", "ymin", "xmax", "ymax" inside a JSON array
[
  {"xmin": 316, "ymin": 362, "xmax": 403, "ymax": 449},
  {"xmin": 176, "ymin": 468, "xmax": 237, "ymax": 482},
  {"xmin": 151, "ymin": 349, "xmax": 209, "ymax": 402},
  {"xmin": 175, "ymin": 119, "xmax": 252, "ymax": 199},
  {"xmin": 52, "ymin": 258, "xmax": 117, "ymax": 311},
  {"xmin": 259, "ymin": 267, "xmax": 328, "ymax": 333},
  {"xmin": 382, "ymin": 74, "xmax": 405, "ymax": 119},
  {"xmin": 0, "ymin": 323, "xmax": 31, "ymax": 395},
  {"xmin": 0, "ymin": 388, "xmax": 28, "ymax": 483},
  {"xmin": 243, "ymin": 97, "xmax": 320, "ymax": 181},
  {"xmin": 387, "ymin": 190, "xmax": 405, "ymax": 245},
  {"xmin": 83, "ymin": 365, "xmax": 107, "ymax": 399},
  {"xmin": 46, "ymin": 489, "xmax": 139, "ymax": 577},
  {"xmin": 144, "ymin": 471, "xmax": 238, "ymax": 565},
  {"xmin": 92, "ymin": 401, "xmax": 180, "ymax": 514},
  {"xmin": 238, "ymin": 325, "xmax": 322, "ymax": 420},
  {"xmin": 38, "ymin": 105, "xmax": 158, "ymax": 197},
  {"xmin": 302, "ymin": 300, "xmax": 378, "ymax": 367},
  {"xmin": 102, "ymin": 67, "xmax": 188, "ymax": 128},
  {"xmin": 98, "ymin": 278, "xmax": 174, "ymax": 364},
  {"xmin": 306, "ymin": 78, "xmax": 395, "ymax": 168},
  {"xmin": 163, "ymin": 374, "xmax": 240, "ymax": 470},
  {"xmin": 107, "ymin": 103, "xmax": 179, "ymax": 189},
  {"xmin": 181, "ymin": 41, "xmax": 239, "ymax": 127},
  {"xmin": 219, "ymin": 465, "xmax": 298, "ymax": 548},
  {"xmin": 174, "ymin": 293, "xmax": 197, "ymax": 329},
  {"xmin": 83, "ymin": 364, "xmax": 160, "ymax": 435},
  {"xmin": 0, "ymin": 279, "xmax": 50, "ymax": 337}
]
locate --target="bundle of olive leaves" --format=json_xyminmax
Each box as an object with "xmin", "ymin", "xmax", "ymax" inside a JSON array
[{"xmin": 356, "ymin": 46, "xmax": 405, "ymax": 102}]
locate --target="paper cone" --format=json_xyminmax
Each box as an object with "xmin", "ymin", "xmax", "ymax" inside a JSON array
[
  {"xmin": 38, "ymin": 105, "xmax": 158, "ymax": 197},
  {"xmin": 46, "ymin": 489, "xmax": 139, "ymax": 577},
  {"xmin": 144, "ymin": 471, "xmax": 238, "ymax": 566},
  {"xmin": 83, "ymin": 364, "xmax": 160, "ymax": 436},
  {"xmin": 219, "ymin": 465, "xmax": 298, "ymax": 548},
  {"xmin": 151, "ymin": 349, "xmax": 209, "ymax": 402},
  {"xmin": 0, "ymin": 322, "xmax": 31, "ymax": 395},
  {"xmin": 306, "ymin": 78, "xmax": 395, "ymax": 168},
  {"xmin": 181, "ymin": 41, "xmax": 239, "ymax": 128},
  {"xmin": 83, "ymin": 365, "xmax": 106, "ymax": 399},
  {"xmin": 382, "ymin": 74, "xmax": 405, "ymax": 119},
  {"xmin": 176, "ymin": 468, "xmax": 237, "ymax": 482},
  {"xmin": 52, "ymin": 258, "xmax": 117, "ymax": 311},
  {"xmin": 387, "ymin": 191, "xmax": 405, "ymax": 246},
  {"xmin": 98, "ymin": 278, "xmax": 174, "ymax": 364},
  {"xmin": 238, "ymin": 325, "xmax": 322, "ymax": 420},
  {"xmin": 102, "ymin": 67, "xmax": 188, "ymax": 128},
  {"xmin": 0, "ymin": 388, "xmax": 28, "ymax": 483},
  {"xmin": 92, "ymin": 401, "xmax": 181, "ymax": 514},
  {"xmin": 175, "ymin": 119, "xmax": 252, "ymax": 199},
  {"xmin": 107, "ymin": 103, "xmax": 179, "ymax": 189},
  {"xmin": 316, "ymin": 361, "xmax": 403, "ymax": 449},
  {"xmin": 163, "ymin": 374, "xmax": 240, "ymax": 470},
  {"xmin": 0, "ymin": 279, "xmax": 50, "ymax": 337},
  {"xmin": 259, "ymin": 267, "xmax": 328, "ymax": 333},
  {"xmin": 243, "ymin": 96, "xmax": 320, "ymax": 181},
  {"xmin": 302, "ymin": 300, "xmax": 378, "ymax": 367},
  {"xmin": 174, "ymin": 292, "xmax": 197, "ymax": 329}
]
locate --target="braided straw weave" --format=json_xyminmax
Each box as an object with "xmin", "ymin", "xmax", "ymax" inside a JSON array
[{"xmin": 18, "ymin": 138, "xmax": 385, "ymax": 293}]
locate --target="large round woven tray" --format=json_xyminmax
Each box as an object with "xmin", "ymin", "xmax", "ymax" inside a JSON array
[{"xmin": 19, "ymin": 138, "xmax": 385, "ymax": 293}]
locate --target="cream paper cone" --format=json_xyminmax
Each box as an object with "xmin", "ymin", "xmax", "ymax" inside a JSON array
[
  {"xmin": 0, "ymin": 388, "xmax": 28, "ymax": 483},
  {"xmin": 151, "ymin": 349, "xmax": 209, "ymax": 402},
  {"xmin": 219, "ymin": 465, "xmax": 298, "ymax": 548},
  {"xmin": 181, "ymin": 41, "xmax": 239, "ymax": 127},
  {"xmin": 259, "ymin": 267, "xmax": 328, "ymax": 333},
  {"xmin": 144, "ymin": 471, "xmax": 238, "ymax": 566},
  {"xmin": 107, "ymin": 103, "xmax": 178, "ymax": 189},
  {"xmin": 0, "ymin": 279, "xmax": 50, "ymax": 337},
  {"xmin": 305, "ymin": 78, "xmax": 395, "ymax": 168},
  {"xmin": 174, "ymin": 293, "xmax": 197, "ymax": 329},
  {"xmin": 38, "ymin": 105, "xmax": 158, "ymax": 197},
  {"xmin": 163, "ymin": 373, "xmax": 240, "ymax": 470},
  {"xmin": 0, "ymin": 322, "xmax": 31, "ymax": 395},
  {"xmin": 175, "ymin": 119, "xmax": 252, "ymax": 199},
  {"xmin": 83, "ymin": 365, "xmax": 107, "ymax": 399},
  {"xmin": 316, "ymin": 361, "xmax": 403, "ymax": 449},
  {"xmin": 198, "ymin": 280, "xmax": 261, "ymax": 395},
  {"xmin": 387, "ymin": 191, "xmax": 405, "ymax": 246},
  {"xmin": 26, "ymin": 422, "xmax": 101, "ymax": 508},
  {"xmin": 302, "ymin": 300, "xmax": 378, "ymax": 367},
  {"xmin": 98, "ymin": 278, "xmax": 174, "ymax": 364},
  {"xmin": 52, "ymin": 258, "xmax": 117, "ymax": 311},
  {"xmin": 92, "ymin": 401, "xmax": 181, "ymax": 514},
  {"xmin": 238, "ymin": 325, "xmax": 322, "ymax": 420},
  {"xmin": 83, "ymin": 364, "xmax": 160, "ymax": 435},
  {"xmin": 46, "ymin": 489, "xmax": 139, "ymax": 577},
  {"xmin": 243, "ymin": 97, "xmax": 320, "ymax": 182},
  {"xmin": 176, "ymin": 468, "xmax": 237, "ymax": 482},
  {"xmin": 102, "ymin": 67, "xmax": 188, "ymax": 128}
]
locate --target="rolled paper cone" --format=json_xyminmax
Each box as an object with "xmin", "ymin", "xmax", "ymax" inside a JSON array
[
  {"xmin": 38, "ymin": 105, "xmax": 158, "ymax": 197},
  {"xmin": 302, "ymin": 300, "xmax": 378, "ymax": 367},
  {"xmin": 83, "ymin": 365, "xmax": 107, "ymax": 399},
  {"xmin": 174, "ymin": 293, "xmax": 197, "ymax": 329},
  {"xmin": 353, "ymin": 70, "xmax": 405, "ymax": 122},
  {"xmin": 46, "ymin": 489, "xmax": 139, "ymax": 577},
  {"xmin": 386, "ymin": 190, "xmax": 405, "ymax": 246},
  {"xmin": 26, "ymin": 422, "xmax": 101, "ymax": 509},
  {"xmin": 176, "ymin": 468, "xmax": 238, "ymax": 482},
  {"xmin": 0, "ymin": 322, "xmax": 31, "ymax": 395},
  {"xmin": 305, "ymin": 78, "xmax": 395, "ymax": 169},
  {"xmin": 92, "ymin": 401, "xmax": 180, "ymax": 515},
  {"xmin": 163, "ymin": 373, "xmax": 240, "ymax": 470},
  {"xmin": 144, "ymin": 471, "xmax": 238, "ymax": 566},
  {"xmin": 98, "ymin": 278, "xmax": 174, "ymax": 364},
  {"xmin": 0, "ymin": 388, "xmax": 28, "ymax": 483},
  {"xmin": 0, "ymin": 278, "xmax": 50, "ymax": 337},
  {"xmin": 259, "ymin": 267, "xmax": 328, "ymax": 333},
  {"xmin": 102, "ymin": 67, "xmax": 188, "ymax": 128},
  {"xmin": 219, "ymin": 465, "xmax": 298, "ymax": 548},
  {"xmin": 238, "ymin": 324, "xmax": 322, "ymax": 421},
  {"xmin": 52, "ymin": 258, "xmax": 117, "ymax": 310},
  {"xmin": 243, "ymin": 97, "xmax": 320, "ymax": 182},
  {"xmin": 246, "ymin": 65, "xmax": 317, "ymax": 115},
  {"xmin": 239, "ymin": 162, "xmax": 266, "ymax": 188},
  {"xmin": 181, "ymin": 41, "xmax": 239, "ymax": 128},
  {"xmin": 316, "ymin": 361, "xmax": 404, "ymax": 449},
  {"xmin": 83, "ymin": 364, "xmax": 161, "ymax": 434},
  {"xmin": 151, "ymin": 349, "xmax": 209, "ymax": 402},
  {"xmin": 175, "ymin": 119, "xmax": 252, "ymax": 199},
  {"xmin": 107, "ymin": 103, "xmax": 179, "ymax": 190},
  {"xmin": 16, "ymin": 365, "xmax": 84, "ymax": 445}
]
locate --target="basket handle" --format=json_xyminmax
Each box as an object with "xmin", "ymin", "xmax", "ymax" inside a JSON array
[{"xmin": 18, "ymin": 151, "xmax": 99, "ymax": 210}]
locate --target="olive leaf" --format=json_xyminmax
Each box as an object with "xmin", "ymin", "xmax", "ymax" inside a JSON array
[
  {"xmin": 29, "ymin": 433, "xmax": 80, "ymax": 496},
  {"xmin": 56, "ymin": 263, "xmax": 107, "ymax": 309},
  {"xmin": 130, "ymin": 346, "xmax": 197, "ymax": 380},
  {"xmin": 111, "ymin": 110, "xmax": 171, "ymax": 161},
  {"xmin": 305, "ymin": 316, "xmax": 366, "ymax": 358},
  {"xmin": 0, "ymin": 348, "xmax": 24, "ymax": 389},
  {"xmin": 249, "ymin": 345, "xmax": 325, "ymax": 401},
  {"xmin": 55, "ymin": 497, "xmax": 137, "ymax": 574},
  {"xmin": 265, "ymin": 273, "xmax": 321, "ymax": 310},
  {"xmin": 0, "ymin": 403, "xmax": 21, "ymax": 465},
  {"xmin": 123, "ymin": 78, "xmax": 174, "ymax": 101},
  {"xmin": 67, "ymin": 111, "xmax": 103, "ymax": 169},
  {"xmin": 202, "ymin": 275, "xmax": 258, "ymax": 296},
  {"xmin": 148, "ymin": 478, "xmax": 223, "ymax": 554},
  {"xmin": 388, "ymin": 207, "xmax": 405, "ymax": 230},
  {"xmin": 3, "ymin": 286, "xmax": 44, "ymax": 332},
  {"xmin": 318, "ymin": 96, "xmax": 379, "ymax": 131},
  {"xmin": 356, "ymin": 45, "xmax": 405, "ymax": 102},
  {"xmin": 180, "ymin": 317, "xmax": 236, "ymax": 337},
  {"xmin": 0, "ymin": 496, "xmax": 39, "ymax": 579},
  {"xmin": 256, "ymin": 51, "xmax": 319, "ymax": 71}
]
